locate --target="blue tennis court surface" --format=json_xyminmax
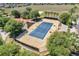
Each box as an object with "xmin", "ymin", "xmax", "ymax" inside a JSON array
[{"xmin": 29, "ymin": 22, "xmax": 53, "ymax": 39}]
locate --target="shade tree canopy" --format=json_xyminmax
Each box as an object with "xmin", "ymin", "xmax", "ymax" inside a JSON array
[
  {"xmin": 30, "ymin": 10, "xmax": 40, "ymax": 19},
  {"xmin": 47, "ymin": 32, "xmax": 78, "ymax": 56},
  {"xmin": 0, "ymin": 16, "xmax": 10, "ymax": 29},
  {"xmin": 11, "ymin": 10, "xmax": 21, "ymax": 18},
  {"xmin": 4, "ymin": 19, "xmax": 23, "ymax": 37},
  {"xmin": 60, "ymin": 13, "xmax": 71, "ymax": 27}
]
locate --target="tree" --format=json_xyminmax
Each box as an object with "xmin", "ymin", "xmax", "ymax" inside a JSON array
[
  {"xmin": 60, "ymin": 13, "xmax": 71, "ymax": 26},
  {"xmin": 16, "ymin": 48, "xmax": 38, "ymax": 56},
  {"xmin": 11, "ymin": 10, "xmax": 21, "ymax": 18},
  {"xmin": 0, "ymin": 42, "xmax": 20, "ymax": 56},
  {"xmin": 21, "ymin": 7, "xmax": 32, "ymax": 19},
  {"xmin": 49, "ymin": 45, "xmax": 70, "ymax": 56},
  {"xmin": 26, "ymin": 7, "xmax": 32, "ymax": 13},
  {"xmin": 22, "ymin": 8, "xmax": 40, "ymax": 19},
  {"xmin": 0, "ymin": 16, "xmax": 10, "ymax": 29},
  {"xmin": 69, "ymin": 8, "xmax": 75, "ymax": 16},
  {"xmin": 0, "ymin": 36, "xmax": 38, "ymax": 56},
  {"xmin": 4, "ymin": 19, "xmax": 23, "ymax": 38},
  {"xmin": 0, "ymin": 41, "xmax": 38, "ymax": 56},
  {"xmin": 69, "ymin": 6, "xmax": 78, "ymax": 23},
  {"xmin": 30, "ymin": 10, "xmax": 40, "ymax": 19},
  {"xmin": 60, "ymin": 6, "xmax": 78, "ymax": 27},
  {"xmin": 71, "ymin": 15, "xmax": 78, "ymax": 25},
  {"xmin": 21, "ymin": 11, "xmax": 29, "ymax": 19},
  {"xmin": 0, "ymin": 35, "xmax": 37, "ymax": 56},
  {"xmin": 47, "ymin": 32, "xmax": 77, "ymax": 56},
  {"xmin": 69, "ymin": 6, "xmax": 78, "ymax": 16}
]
